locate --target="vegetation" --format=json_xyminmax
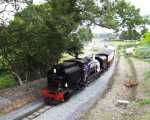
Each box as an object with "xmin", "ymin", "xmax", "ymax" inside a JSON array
[
  {"xmin": 136, "ymin": 113, "xmax": 150, "ymax": 120},
  {"xmin": 140, "ymin": 70, "xmax": 150, "ymax": 96},
  {"xmin": 141, "ymin": 32, "xmax": 150, "ymax": 45},
  {"xmin": 0, "ymin": 0, "xmax": 148, "ymax": 87},
  {"xmin": 119, "ymin": 30, "xmax": 141, "ymax": 40},
  {"xmin": 134, "ymin": 32, "xmax": 150, "ymax": 59},
  {"xmin": 0, "ymin": 73, "xmax": 17, "ymax": 89},
  {"xmin": 137, "ymin": 99, "xmax": 150, "ymax": 106}
]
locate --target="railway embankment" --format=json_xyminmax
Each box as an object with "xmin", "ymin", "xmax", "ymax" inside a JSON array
[
  {"xmin": 0, "ymin": 79, "xmax": 46, "ymax": 119},
  {"xmin": 0, "ymin": 40, "xmax": 116, "ymax": 120},
  {"xmin": 29, "ymin": 53, "xmax": 118, "ymax": 120},
  {"xmin": 0, "ymin": 53, "xmax": 118, "ymax": 120}
]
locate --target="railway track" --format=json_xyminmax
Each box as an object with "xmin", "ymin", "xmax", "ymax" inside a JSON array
[
  {"xmin": 20, "ymin": 72, "xmax": 107, "ymax": 120},
  {"xmin": 21, "ymin": 105, "xmax": 53, "ymax": 120}
]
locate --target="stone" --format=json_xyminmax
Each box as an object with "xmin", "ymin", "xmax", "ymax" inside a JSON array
[
  {"xmin": 116, "ymin": 100, "xmax": 130, "ymax": 107},
  {"xmin": 22, "ymin": 118, "xmax": 30, "ymax": 120},
  {"xmin": 33, "ymin": 112, "xmax": 40, "ymax": 116},
  {"xmin": 27, "ymin": 114, "xmax": 36, "ymax": 119}
]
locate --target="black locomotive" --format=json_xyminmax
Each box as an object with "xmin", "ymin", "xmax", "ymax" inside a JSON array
[{"xmin": 41, "ymin": 49, "xmax": 115, "ymax": 104}]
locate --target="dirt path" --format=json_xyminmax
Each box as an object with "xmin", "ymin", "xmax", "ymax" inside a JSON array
[{"xmin": 79, "ymin": 56, "xmax": 138, "ymax": 120}]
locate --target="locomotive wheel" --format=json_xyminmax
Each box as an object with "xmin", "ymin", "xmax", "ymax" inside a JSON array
[
  {"xmin": 44, "ymin": 97, "xmax": 49, "ymax": 105},
  {"xmin": 64, "ymin": 92, "xmax": 71, "ymax": 101},
  {"xmin": 44, "ymin": 97, "xmax": 62, "ymax": 105}
]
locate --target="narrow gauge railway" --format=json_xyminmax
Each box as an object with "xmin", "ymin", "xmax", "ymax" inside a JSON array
[
  {"xmin": 21, "ymin": 49, "xmax": 115, "ymax": 120},
  {"xmin": 41, "ymin": 49, "xmax": 115, "ymax": 105}
]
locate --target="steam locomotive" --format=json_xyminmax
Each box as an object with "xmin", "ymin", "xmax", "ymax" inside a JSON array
[{"xmin": 41, "ymin": 49, "xmax": 115, "ymax": 104}]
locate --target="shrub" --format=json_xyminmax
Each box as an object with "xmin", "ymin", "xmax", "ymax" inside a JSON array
[
  {"xmin": 0, "ymin": 73, "xmax": 17, "ymax": 89},
  {"xmin": 134, "ymin": 44, "xmax": 150, "ymax": 58},
  {"xmin": 141, "ymin": 32, "xmax": 150, "ymax": 45}
]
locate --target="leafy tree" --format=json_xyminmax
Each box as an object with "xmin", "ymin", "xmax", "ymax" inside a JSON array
[
  {"xmin": 66, "ymin": 27, "xmax": 93, "ymax": 58},
  {"xmin": 114, "ymin": 0, "xmax": 146, "ymax": 39},
  {"xmin": 0, "ymin": 1, "xmax": 92, "ymax": 82},
  {"xmin": 119, "ymin": 30, "xmax": 141, "ymax": 40},
  {"xmin": 0, "ymin": 0, "xmax": 148, "ymax": 85}
]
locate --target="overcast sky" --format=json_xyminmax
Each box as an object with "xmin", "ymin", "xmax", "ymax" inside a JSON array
[{"xmin": 128, "ymin": 0, "xmax": 150, "ymax": 16}]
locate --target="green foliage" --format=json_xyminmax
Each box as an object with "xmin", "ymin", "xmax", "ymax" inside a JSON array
[
  {"xmin": 120, "ymin": 30, "xmax": 141, "ymax": 40},
  {"xmin": 137, "ymin": 99, "xmax": 150, "ymax": 106},
  {"xmin": 137, "ymin": 70, "xmax": 150, "ymax": 97},
  {"xmin": 134, "ymin": 44, "xmax": 150, "ymax": 58},
  {"xmin": 141, "ymin": 32, "xmax": 150, "ymax": 45},
  {"xmin": 133, "ymin": 32, "xmax": 150, "ymax": 59},
  {"xmin": 134, "ymin": 72, "xmax": 150, "ymax": 120},
  {"xmin": 0, "ymin": 73, "xmax": 16, "ymax": 89},
  {"xmin": 66, "ymin": 27, "xmax": 93, "ymax": 58},
  {"xmin": 0, "ymin": 1, "xmax": 94, "ymax": 81},
  {"xmin": 144, "ymin": 70, "xmax": 150, "ymax": 80},
  {"xmin": 7, "ymin": 4, "xmax": 65, "ymax": 80},
  {"xmin": 0, "ymin": 0, "xmax": 147, "ymax": 83},
  {"xmin": 114, "ymin": 0, "xmax": 146, "ymax": 30}
]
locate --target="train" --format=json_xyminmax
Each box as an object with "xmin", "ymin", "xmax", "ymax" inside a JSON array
[{"xmin": 41, "ymin": 49, "xmax": 115, "ymax": 104}]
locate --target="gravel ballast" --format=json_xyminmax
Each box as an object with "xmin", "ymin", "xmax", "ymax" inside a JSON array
[{"xmin": 33, "ymin": 56, "xmax": 118, "ymax": 120}]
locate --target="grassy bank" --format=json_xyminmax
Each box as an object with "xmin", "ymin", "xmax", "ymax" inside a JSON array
[
  {"xmin": 134, "ymin": 68, "xmax": 150, "ymax": 120},
  {"xmin": 0, "ymin": 73, "xmax": 17, "ymax": 89},
  {"xmin": 111, "ymin": 40, "xmax": 150, "ymax": 62}
]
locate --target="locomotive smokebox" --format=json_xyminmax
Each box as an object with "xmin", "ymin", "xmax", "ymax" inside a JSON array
[{"xmin": 47, "ymin": 61, "xmax": 82, "ymax": 91}]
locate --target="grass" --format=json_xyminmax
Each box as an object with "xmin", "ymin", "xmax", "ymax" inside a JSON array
[
  {"xmin": 111, "ymin": 40, "xmax": 139, "ymax": 47},
  {"xmin": 136, "ymin": 113, "xmax": 150, "ymax": 120},
  {"xmin": 137, "ymin": 99, "xmax": 150, "ymax": 106},
  {"xmin": 111, "ymin": 40, "xmax": 150, "ymax": 60},
  {"xmin": 134, "ymin": 71, "xmax": 150, "ymax": 120},
  {"xmin": 134, "ymin": 70, "xmax": 150, "ymax": 107},
  {"xmin": 134, "ymin": 44, "xmax": 150, "ymax": 59},
  {"xmin": 0, "ymin": 73, "xmax": 17, "ymax": 89},
  {"xmin": 138, "ymin": 70, "xmax": 150, "ymax": 97}
]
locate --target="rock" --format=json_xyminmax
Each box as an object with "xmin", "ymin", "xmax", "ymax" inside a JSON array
[
  {"xmin": 124, "ymin": 80, "xmax": 138, "ymax": 88},
  {"xmin": 126, "ymin": 47, "xmax": 135, "ymax": 56},
  {"xmin": 116, "ymin": 100, "xmax": 130, "ymax": 107}
]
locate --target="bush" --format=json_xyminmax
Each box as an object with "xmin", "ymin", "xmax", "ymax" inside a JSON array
[
  {"xmin": 0, "ymin": 73, "xmax": 17, "ymax": 89},
  {"xmin": 141, "ymin": 32, "xmax": 150, "ymax": 45},
  {"xmin": 134, "ymin": 44, "xmax": 150, "ymax": 58}
]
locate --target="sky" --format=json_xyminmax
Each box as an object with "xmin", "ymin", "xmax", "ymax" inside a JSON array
[{"xmin": 128, "ymin": 0, "xmax": 150, "ymax": 16}]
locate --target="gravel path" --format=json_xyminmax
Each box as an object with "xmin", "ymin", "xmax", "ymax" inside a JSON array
[{"xmin": 79, "ymin": 56, "xmax": 136, "ymax": 120}]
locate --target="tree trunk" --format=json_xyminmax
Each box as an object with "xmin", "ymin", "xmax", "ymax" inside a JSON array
[{"xmin": 12, "ymin": 71, "xmax": 24, "ymax": 86}]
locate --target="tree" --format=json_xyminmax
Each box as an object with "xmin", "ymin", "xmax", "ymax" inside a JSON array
[
  {"xmin": 0, "ymin": 0, "xmax": 148, "ymax": 84},
  {"xmin": 119, "ymin": 30, "xmax": 141, "ymax": 40},
  {"xmin": 0, "ymin": 1, "xmax": 87, "ymax": 82},
  {"xmin": 0, "ymin": 0, "xmax": 33, "ymax": 25},
  {"xmin": 114, "ymin": 0, "xmax": 146, "ymax": 39},
  {"xmin": 66, "ymin": 27, "xmax": 93, "ymax": 58}
]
